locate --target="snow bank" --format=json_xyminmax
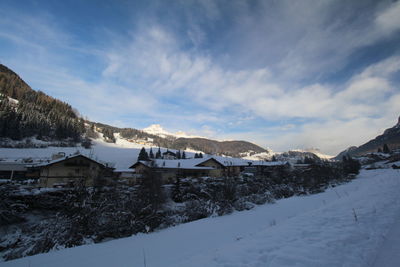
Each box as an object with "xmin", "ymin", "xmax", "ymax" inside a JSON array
[{"xmin": 2, "ymin": 169, "xmax": 400, "ymax": 267}]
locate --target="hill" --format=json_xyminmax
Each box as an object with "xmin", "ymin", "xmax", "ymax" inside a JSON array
[
  {"xmin": 0, "ymin": 64, "xmax": 84, "ymax": 141},
  {"xmin": 336, "ymin": 117, "xmax": 400, "ymax": 159}
]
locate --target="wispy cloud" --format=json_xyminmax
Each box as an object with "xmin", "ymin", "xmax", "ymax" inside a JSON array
[{"xmin": 0, "ymin": 0, "xmax": 399, "ymax": 155}]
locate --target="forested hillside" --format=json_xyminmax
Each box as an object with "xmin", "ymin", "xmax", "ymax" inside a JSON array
[{"xmin": 0, "ymin": 64, "xmax": 85, "ymax": 141}]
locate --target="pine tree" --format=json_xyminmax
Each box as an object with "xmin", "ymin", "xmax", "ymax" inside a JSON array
[
  {"xmin": 199, "ymin": 153, "xmax": 203, "ymax": 158},
  {"xmin": 194, "ymin": 153, "xmax": 199, "ymax": 158},
  {"xmin": 138, "ymin": 147, "xmax": 150, "ymax": 161},
  {"xmin": 155, "ymin": 147, "xmax": 162, "ymax": 159},
  {"xmin": 342, "ymin": 155, "xmax": 361, "ymax": 175},
  {"xmin": 271, "ymin": 155, "xmax": 277, "ymax": 161},
  {"xmin": 171, "ymin": 177, "xmax": 183, "ymax": 203},
  {"xmin": 182, "ymin": 151, "xmax": 186, "ymax": 159},
  {"xmin": 149, "ymin": 148, "xmax": 154, "ymax": 159},
  {"xmin": 137, "ymin": 169, "xmax": 165, "ymax": 212},
  {"xmin": 383, "ymin": 144, "xmax": 391, "ymax": 154},
  {"xmin": 176, "ymin": 150, "xmax": 181, "ymax": 159},
  {"xmin": 378, "ymin": 147, "xmax": 382, "ymax": 153}
]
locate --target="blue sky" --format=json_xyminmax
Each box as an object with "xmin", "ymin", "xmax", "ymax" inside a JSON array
[{"xmin": 1, "ymin": 0, "xmax": 400, "ymax": 155}]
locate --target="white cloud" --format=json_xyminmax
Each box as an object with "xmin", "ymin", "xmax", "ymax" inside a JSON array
[
  {"xmin": 375, "ymin": 1, "xmax": 400, "ymax": 35},
  {"xmin": 1, "ymin": 1, "xmax": 399, "ymax": 156}
]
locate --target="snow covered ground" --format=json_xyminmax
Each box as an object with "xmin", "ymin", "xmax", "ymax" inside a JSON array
[{"xmin": 1, "ymin": 168, "xmax": 400, "ymax": 267}]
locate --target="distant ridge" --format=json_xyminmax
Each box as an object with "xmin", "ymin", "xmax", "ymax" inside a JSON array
[{"xmin": 335, "ymin": 117, "xmax": 400, "ymax": 159}]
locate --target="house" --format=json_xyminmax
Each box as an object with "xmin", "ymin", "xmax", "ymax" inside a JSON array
[
  {"xmin": 130, "ymin": 157, "xmax": 226, "ymax": 183},
  {"xmin": 114, "ymin": 169, "xmax": 141, "ymax": 185},
  {"xmin": 35, "ymin": 154, "xmax": 114, "ymax": 188},
  {"xmin": 0, "ymin": 161, "xmax": 41, "ymax": 180},
  {"xmin": 162, "ymin": 150, "xmax": 177, "ymax": 160},
  {"xmin": 216, "ymin": 157, "xmax": 289, "ymax": 177},
  {"xmin": 0, "ymin": 162, "xmax": 29, "ymax": 180}
]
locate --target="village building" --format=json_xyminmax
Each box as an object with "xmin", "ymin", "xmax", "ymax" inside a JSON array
[
  {"xmin": 0, "ymin": 160, "xmax": 41, "ymax": 180},
  {"xmin": 0, "ymin": 162, "xmax": 29, "ymax": 180},
  {"xmin": 129, "ymin": 156, "xmax": 290, "ymax": 183},
  {"xmin": 130, "ymin": 157, "xmax": 226, "ymax": 183},
  {"xmin": 162, "ymin": 150, "xmax": 177, "ymax": 160},
  {"xmin": 217, "ymin": 157, "xmax": 289, "ymax": 177},
  {"xmin": 34, "ymin": 154, "xmax": 114, "ymax": 188},
  {"xmin": 114, "ymin": 168, "xmax": 140, "ymax": 185}
]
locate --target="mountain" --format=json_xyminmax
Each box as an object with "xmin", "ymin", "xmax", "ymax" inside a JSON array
[
  {"xmin": 0, "ymin": 64, "xmax": 85, "ymax": 141},
  {"xmin": 0, "ymin": 64, "xmax": 268, "ymax": 157},
  {"xmin": 141, "ymin": 124, "xmax": 267, "ymax": 156},
  {"xmin": 335, "ymin": 117, "xmax": 400, "ymax": 159},
  {"xmin": 90, "ymin": 122, "xmax": 268, "ymax": 157},
  {"xmin": 143, "ymin": 124, "xmax": 204, "ymax": 139}
]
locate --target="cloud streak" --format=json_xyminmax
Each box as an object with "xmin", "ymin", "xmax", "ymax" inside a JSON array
[{"xmin": 0, "ymin": 0, "xmax": 399, "ymax": 155}]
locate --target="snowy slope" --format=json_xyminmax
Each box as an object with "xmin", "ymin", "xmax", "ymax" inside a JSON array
[{"xmin": 2, "ymin": 169, "xmax": 400, "ymax": 267}]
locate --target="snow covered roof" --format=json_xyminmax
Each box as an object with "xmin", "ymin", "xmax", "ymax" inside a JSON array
[
  {"xmin": 34, "ymin": 154, "xmax": 111, "ymax": 168},
  {"xmin": 130, "ymin": 156, "xmax": 287, "ymax": 170},
  {"xmin": 131, "ymin": 157, "xmax": 223, "ymax": 170},
  {"xmin": 0, "ymin": 162, "xmax": 28, "ymax": 171},
  {"xmin": 212, "ymin": 155, "xmax": 287, "ymax": 167}
]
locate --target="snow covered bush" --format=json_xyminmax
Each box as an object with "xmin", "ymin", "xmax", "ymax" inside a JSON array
[{"xmin": 0, "ymin": 161, "xmax": 358, "ymax": 261}]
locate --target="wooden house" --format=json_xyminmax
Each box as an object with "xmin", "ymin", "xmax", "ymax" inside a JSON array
[
  {"xmin": 130, "ymin": 157, "xmax": 226, "ymax": 183},
  {"xmin": 36, "ymin": 154, "xmax": 114, "ymax": 188}
]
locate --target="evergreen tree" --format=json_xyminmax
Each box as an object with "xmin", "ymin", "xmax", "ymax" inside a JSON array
[
  {"xmin": 149, "ymin": 148, "xmax": 154, "ymax": 159},
  {"xmin": 383, "ymin": 144, "xmax": 391, "ymax": 154},
  {"xmin": 182, "ymin": 151, "xmax": 186, "ymax": 159},
  {"xmin": 342, "ymin": 155, "xmax": 361, "ymax": 175},
  {"xmin": 155, "ymin": 147, "xmax": 162, "ymax": 159},
  {"xmin": 176, "ymin": 150, "xmax": 181, "ymax": 159},
  {"xmin": 199, "ymin": 152, "xmax": 203, "ymax": 158},
  {"xmin": 137, "ymin": 169, "xmax": 165, "ymax": 212},
  {"xmin": 171, "ymin": 177, "xmax": 183, "ymax": 203},
  {"xmin": 138, "ymin": 147, "xmax": 150, "ymax": 161},
  {"xmin": 271, "ymin": 155, "xmax": 277, "ymax": 161},
  {"xmin": 194, "ymin": 153, "xmax": 199, "ymax": 158},
  {"xmin": 378, "ymin": 147, "xmax": 382, "ymax": 153}
]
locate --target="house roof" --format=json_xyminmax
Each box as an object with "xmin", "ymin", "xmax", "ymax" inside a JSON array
[
  {"xmin": 34, "ymin": 154, "xmax": 112, "ymax": 169},
  {"xmin": 0, "ymin": 162, "xmax": 28, "ymax": 171},
  {"xmin": 211, "ymin": 156, "xmax": 287, "ymax": 167},
  {"xmin": 130, "ymin": 157, "xmax": 224, "ymax": 170},
  {"xmin": 129, "ymin": 155, "xmax": 288, "ymax": 170}
]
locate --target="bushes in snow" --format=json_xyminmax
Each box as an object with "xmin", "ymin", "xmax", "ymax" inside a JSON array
[{"xmin": 0, "ymin": 161, "xmax": 356, "ymax": 261}]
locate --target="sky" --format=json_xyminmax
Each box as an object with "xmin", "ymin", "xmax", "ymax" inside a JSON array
[{"xmin": 0, "ymin": 0, "xmax": 400, "ymax": 155}]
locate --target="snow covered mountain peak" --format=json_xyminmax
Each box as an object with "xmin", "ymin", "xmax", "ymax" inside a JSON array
[
  {"xmin": 142, "ymin": 124, "xmax": 204, "ymax": 139},
  {"xmin": 142, "ymin": 124, "xmax": 170, "ymax": 137}
]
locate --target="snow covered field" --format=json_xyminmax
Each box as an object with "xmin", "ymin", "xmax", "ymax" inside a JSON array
[{"xmin": 1, "ymin": 168, "xmax": 399, "ymax": 267}]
